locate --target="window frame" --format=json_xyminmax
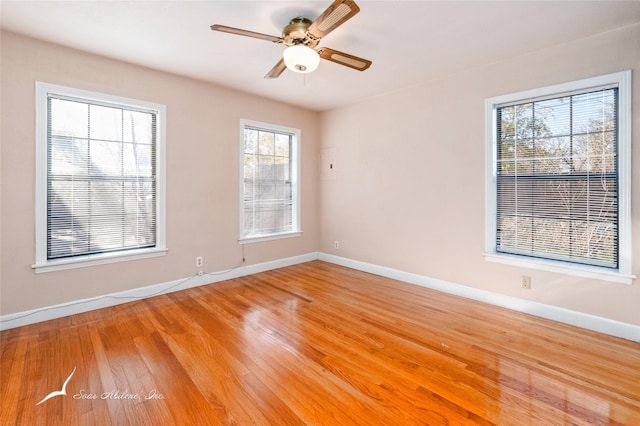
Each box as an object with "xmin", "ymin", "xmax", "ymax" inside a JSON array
[
  {"xmin": 239, "ymin": 119, "xmax": 301, "ymax": 244},
  {"xmin": 34, "ymin": 82, "xmax": 167, "ymax": 273},
  {"xmin": 484, "ymin": 71, "xmax": 634, "ymax": 284}
]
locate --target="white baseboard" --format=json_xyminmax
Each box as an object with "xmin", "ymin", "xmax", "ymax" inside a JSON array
[
  {"xmin": 0, "ymin": 252, "xmax": 319, "ymax": 331},
  {"xmin": 3, "ymin": 251, "xmax": 638, "ymax": 342},
  {"xmin": 319, "ymin": 253, "xmax": 640, "ymax": 342}
]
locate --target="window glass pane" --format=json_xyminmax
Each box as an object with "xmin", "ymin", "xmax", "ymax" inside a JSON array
[
  {"xmin": 258, "ymin": 131, "xmax": 274, "ymax": 156},
  {"xmin": 48, "ymin": 180, "xmax": 90, "ymax": 258},
  {"xmin": 123, "ymin": 143, "xmax": 153, "ymax": 176},
  {"xmin": 50, "ymin": 137, "xmax": 89, "ymax": 176},
  {"xmin": 258, "ymin": 155, "xmax": 274, "ymax": 180},
  {"xmin": 245, "ymin": 128, "xmax": 258, "ymax": 154},
  {"xmin": 244, "ymin": 154, "xmax": 257, "ymax": 180},
  {"xmin": 275, "ymin": 134, "xmax": 290, "ymax": 158},
  {"xmin": 89, "ymin": 104, "xmax": 122, "ymax": 141},
  {"xmin": 123, "ymin": 110, "xmax": 154, "ymax": 143},
  {"xmin": 50, "ymin": 98, "xmax": 88, "ymax": 139},
  {"xmin": 535, "ymin": 97, "xmax": 569, "ymax": 137},
  {"xmin": 89, "ymin": 140, "xmax": 122, "ymax": 176}
]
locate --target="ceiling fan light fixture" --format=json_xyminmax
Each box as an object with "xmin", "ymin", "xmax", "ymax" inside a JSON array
[{"xmin": 283, "ymin": 45, "xmax": 320, "ymax": 73}]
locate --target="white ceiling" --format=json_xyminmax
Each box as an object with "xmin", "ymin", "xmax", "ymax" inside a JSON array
[{"xmin": 2, "ymin": 1, "xmax": 640, "ymax": 111}]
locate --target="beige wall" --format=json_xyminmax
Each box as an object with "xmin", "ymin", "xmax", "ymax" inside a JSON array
[
  {"xmin": 2, "ymin": 23, "xmax": 639, "ymax": 328},
  {"xmin": 0, "ymin": 31, "xmax": 320, "ymax": 315},
  {"xmin": 319, "ymin": 23, "xmax": 640, "ymax": 325}
]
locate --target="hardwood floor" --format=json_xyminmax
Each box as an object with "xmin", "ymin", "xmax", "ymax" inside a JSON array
[{"xmin": 1, "ymin": 261, "xmax": 639, "ymax": 425}]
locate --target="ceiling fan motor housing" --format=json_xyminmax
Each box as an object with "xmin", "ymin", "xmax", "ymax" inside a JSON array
[{"xmin": 282, "ymin": 17, "xmax": 320, "ymax": 47}]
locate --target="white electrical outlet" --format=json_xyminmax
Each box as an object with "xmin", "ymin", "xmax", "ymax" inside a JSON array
[
  {"xmin": 334, "ymin": 241, "xmax": 339, "ymax": 249},
  {"xmin": 196, "ymin": 256, "xmax": 203, "ymax": 267},
  {"xmin": 522, "ymin": 275, "xmax": 531, "ymax": 289}
]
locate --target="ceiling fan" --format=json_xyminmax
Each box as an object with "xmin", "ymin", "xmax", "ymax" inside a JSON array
[{"xmin": 210, "ymin": 0, "xmax": 372, "ymax": 79}]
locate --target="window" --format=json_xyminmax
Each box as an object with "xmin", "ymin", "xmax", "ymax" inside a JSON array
[
  {"xmin": 35, "ymin": 82, "xmax": 166, "ymax": 272},
  {"xmin": 240, "ymin": 119, "xmax": 300, "ymax": 242},
  {"xmin": 485, "ymin": 71, "xmax": 633, "ymax": 284}
]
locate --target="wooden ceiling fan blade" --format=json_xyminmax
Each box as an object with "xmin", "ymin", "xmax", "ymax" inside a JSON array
[
  {"xmin": 317, "ymin": 47, "xmax": 371, "ymax": 71},
  {"xmin": 264, "ymin": 58, "xmax": 287, "ymax": 79},
  {"xmin": 210, "ymin": 24, "xmax": 283, "ymax": 43},
  {"xmin": 308, "ymin": 0, "xmax": 360, "ymax": 38}
]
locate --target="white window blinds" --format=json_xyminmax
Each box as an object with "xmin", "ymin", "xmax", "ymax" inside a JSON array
[
  {"xmin": 46, "ymin": 95, "xmax": 157, "ymax": 259},
  {"xmin": 495, "ymin": 88, "xmax": 618, "ymax": 268}
]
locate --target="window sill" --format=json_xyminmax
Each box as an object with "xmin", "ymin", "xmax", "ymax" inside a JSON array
[
  {"xmin": 32, "ymin": 247, "xmax": 168, "ymax": 273},
  {"xmin": 484, "ymin": 252, "xmax": 635, "ymax": 285},
  {"xmin": 239, "ymin": 231, "xmax": 302, "ymax": 244}
]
